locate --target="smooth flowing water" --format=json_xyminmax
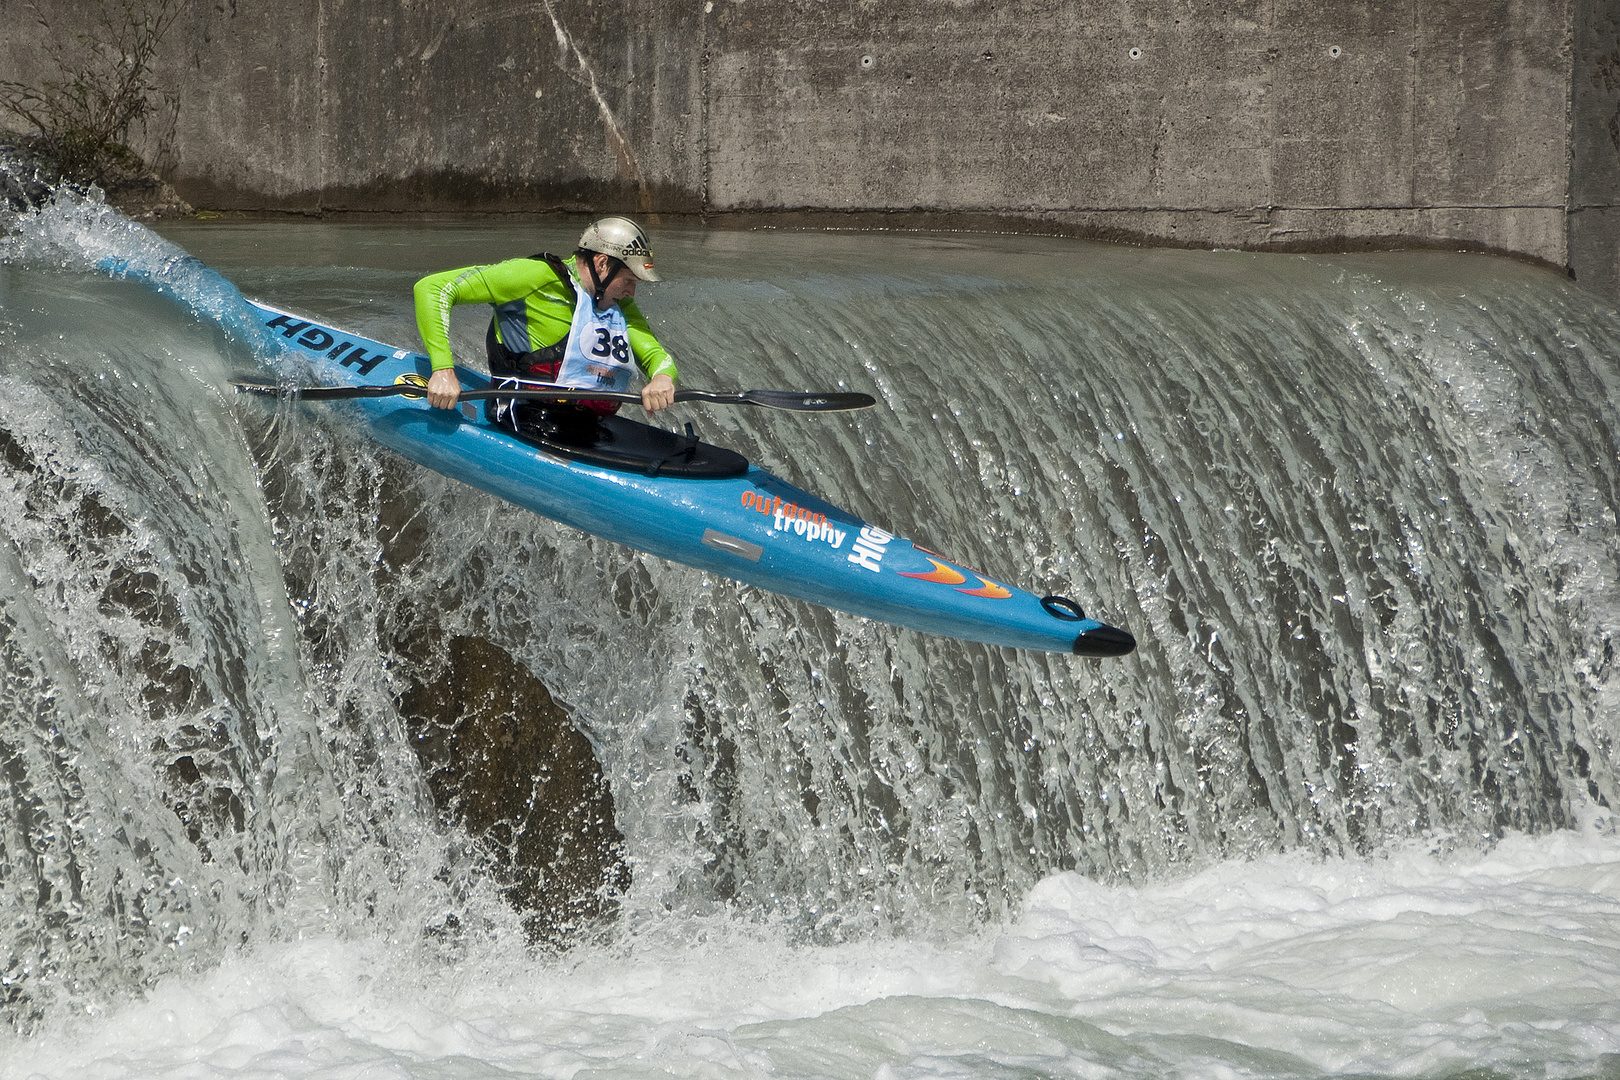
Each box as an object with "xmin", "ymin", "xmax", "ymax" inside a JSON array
[{"xmin": 1, "ymin": 181, "xmax": 1619, "ymax": 1079}]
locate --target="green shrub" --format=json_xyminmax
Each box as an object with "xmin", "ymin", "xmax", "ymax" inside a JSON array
[{"xmin": 0, "ymin": 0, "xmax": 186, "ymax": 188}]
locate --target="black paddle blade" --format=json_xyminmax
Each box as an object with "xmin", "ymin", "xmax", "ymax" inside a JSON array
[
  {"xmin": 233, "ymin": 382, "xmax": 876, "ymax": 412},
  {"xmin": 720, "ymin": 389, "xmax": 876, "ymax": 411},
  {"xmin": 233, "ymin": 382, "xmax": 629, "ymax": 403},
  {"xmin": 234, "ymin": 382, "xmax": 425, "ymax": 400}
]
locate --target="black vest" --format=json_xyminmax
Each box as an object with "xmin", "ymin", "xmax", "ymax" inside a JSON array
[{"xmin": 484, "ymin": 252, "xmax": 578, "ymax": 379}]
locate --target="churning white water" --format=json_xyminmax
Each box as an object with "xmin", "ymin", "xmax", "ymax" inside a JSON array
[
  {"xmin": 7, "ymin": 812, "xmax": 1620, "ymax": 1079},
  {"xmin": 2, "ymin": 176, "xmax": 1619, "ymax": 1078}
]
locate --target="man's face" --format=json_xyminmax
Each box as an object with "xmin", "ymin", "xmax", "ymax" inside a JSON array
[{"xmin": 592, "ymin": 253, "xmax": 638, "ymax": 305}]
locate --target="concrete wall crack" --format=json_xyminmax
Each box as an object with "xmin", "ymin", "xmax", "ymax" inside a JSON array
[{"xmin": 541, "ymin": 0, "xmax": 651, "ymax": 213}]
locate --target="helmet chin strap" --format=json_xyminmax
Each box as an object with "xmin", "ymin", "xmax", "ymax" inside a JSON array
[{"xmin": 585, "ymin": 255, "xmax": 625, "ymax": 306}]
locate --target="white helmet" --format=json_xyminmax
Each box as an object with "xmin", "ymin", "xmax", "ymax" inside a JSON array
[{"xmin": 578, "ymin": 216, "xmax": 660, "ymax": 282}]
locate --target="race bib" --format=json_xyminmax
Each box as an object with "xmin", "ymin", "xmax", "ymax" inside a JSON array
[{"xmin": 555, "ymin": 288, "xmax": 633, "ymax": 392}]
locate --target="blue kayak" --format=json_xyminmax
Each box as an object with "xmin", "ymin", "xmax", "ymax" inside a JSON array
[{"xmin": 246, "ymin": 299, "xmax": 1136, "ymax": 657}]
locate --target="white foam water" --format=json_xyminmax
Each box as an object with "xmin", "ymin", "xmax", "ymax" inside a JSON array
[{"xmin": 6, "ymin": 808, "xmax": 1617, "ymax": 1079}]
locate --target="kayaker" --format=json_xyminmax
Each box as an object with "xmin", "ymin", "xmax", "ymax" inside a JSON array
[{"xmin": 414, "ymin": 216, "xmax": 678, "ymax": 442}]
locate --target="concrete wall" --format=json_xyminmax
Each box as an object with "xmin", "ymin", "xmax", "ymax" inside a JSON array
[
  {"xmin": 1573, "ymin": 0, "xmax": 1620, "ymax": 300},
  {"xmin": 4, "ymin": 0, "xmax": 1619, "ymax": 297}
]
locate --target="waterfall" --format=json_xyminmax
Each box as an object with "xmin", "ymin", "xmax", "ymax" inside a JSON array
[{"xmin": 3, "ymin": 179, "xmax": 1618, "ymax": 1028}]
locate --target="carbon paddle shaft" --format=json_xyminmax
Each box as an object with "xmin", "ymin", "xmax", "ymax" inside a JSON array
[{"xmin": 234, "ymin": 382, "xmax": 876, "ymax": 412}]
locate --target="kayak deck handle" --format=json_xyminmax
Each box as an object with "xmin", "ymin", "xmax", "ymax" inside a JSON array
[{"xmin": 1041, "ymin": 595, "xmax": 1086, "ymax": 621}]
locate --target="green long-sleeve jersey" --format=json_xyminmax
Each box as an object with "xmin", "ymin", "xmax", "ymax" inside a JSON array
[{"xmin": 413, "ymin": 253, "xmax": 677, "ymax": 381}]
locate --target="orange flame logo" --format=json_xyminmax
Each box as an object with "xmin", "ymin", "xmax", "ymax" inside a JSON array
[
  {"xmin": 957, "ymin": 575, "xmax": 1012, "ymax": 599},
  {"xmin": 897, "ymin": 558, "xmax": 968, "ymax": 585},
  {"xmin": 898, "ymin": 558, "xmax": 1012, "ymax": 600}
]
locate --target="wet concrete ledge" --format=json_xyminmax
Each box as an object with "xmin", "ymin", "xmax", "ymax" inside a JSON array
[{"xmin": 136, "ymin": 201, "xmax": 1578, "ymax": 283}]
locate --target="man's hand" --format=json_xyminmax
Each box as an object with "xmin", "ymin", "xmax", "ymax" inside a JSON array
[
  {"xmin": 642, "ymin": 373, "xmax": 675, "ymax": 414},
  {"xmin": 426, "ymin": 367, "xmax": 461, "ymax": 409}
]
